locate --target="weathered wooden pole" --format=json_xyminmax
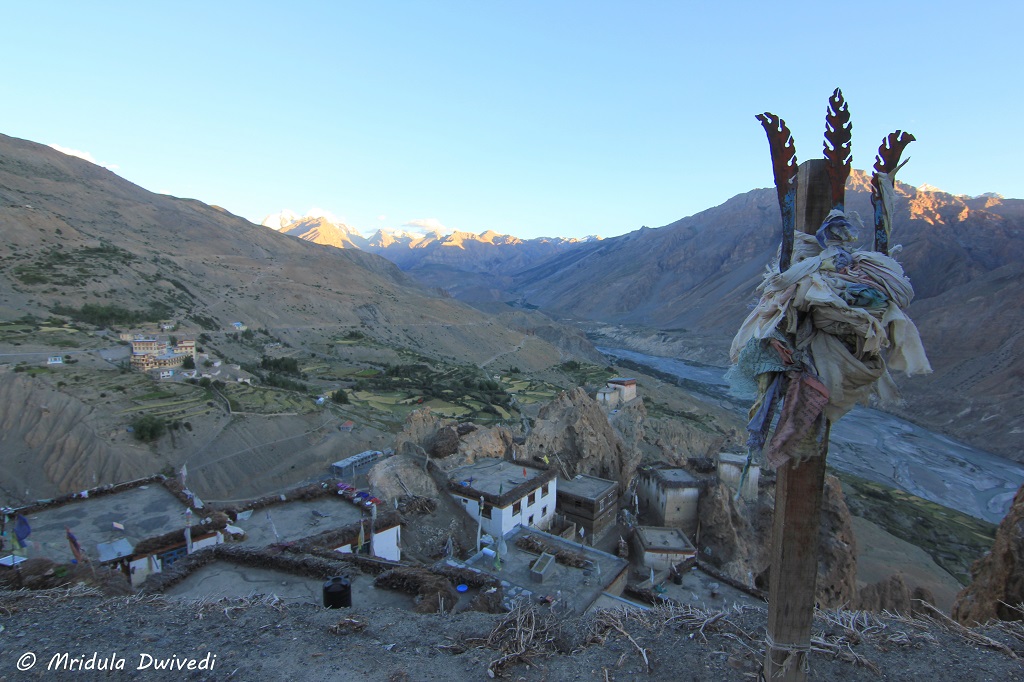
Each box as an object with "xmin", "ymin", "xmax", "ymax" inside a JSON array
[{"xmin": 762, "ymin": 158, "xmax": 832, "ymax": 681}]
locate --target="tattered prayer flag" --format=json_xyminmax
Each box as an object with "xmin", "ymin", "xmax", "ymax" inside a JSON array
[
  {"xmin": 14, "ymin": 515, "xmax": 31, "ymax": 544},
  {"xmin": 66, "ymin": 527, "xmax": 85, "ymax": 563},
  {"xmin": 9, "ymin": 531, "xmax": 25, "ymax": 556},
  {"xmin": 184, "ymin": 526, "xmax": 193, "ymax": 554},
  {"xmin": 522, "ymin": 467, "xmax": 527, "ymax": 477},
  {"xmin": 112, "ymin": 522, "xmax": 125, "ymax": 531},
  {"xmin": 357, "ymin": 521, "xmax": 365, "ymax": 552}
]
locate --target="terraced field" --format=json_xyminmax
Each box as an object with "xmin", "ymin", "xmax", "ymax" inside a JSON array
[
  {"xmin": 505, "ymin": 377, "xmax": 559, "ymax": 405},
  {"xmin": 118, "ymin": 381, "xmax": 216, "ymax": 422},
  {"xmin": 221, "ymin": 382, "xmax": 316, "ymax": 415},
  {"xmin": 0, "ymin": 321, "xmax": 106, "ymax": 350},
  {"xmin": 837, "ymin": 471, "xmax": 998, "ymax": 585}
]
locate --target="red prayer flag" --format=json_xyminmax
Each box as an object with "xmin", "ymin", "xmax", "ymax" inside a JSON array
[{"xmin": 66, "ymin": 527, "xmax": 85, "ymax": 563}]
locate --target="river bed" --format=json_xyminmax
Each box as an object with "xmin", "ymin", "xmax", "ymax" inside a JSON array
[{"xmin": 600, "ymin": 346, "xmax": 1023, "ymax": 524}]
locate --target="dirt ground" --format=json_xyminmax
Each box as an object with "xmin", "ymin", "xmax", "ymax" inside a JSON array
[{"xmin": 1, "ymin": 588, "xmax": 1020, "ymax": 681}]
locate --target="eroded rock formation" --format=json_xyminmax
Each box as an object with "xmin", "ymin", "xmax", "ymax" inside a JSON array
[
  {"xmin": 525, "ymin": 387, "xmax": 643, "ymax": 489},
  {"xmin": 698, "ymin": 474, "xmax": 857, "ymax": 608},
  {"xmin": 952, "ymin": 483, "xmax": 1024, "ymax": 624}
]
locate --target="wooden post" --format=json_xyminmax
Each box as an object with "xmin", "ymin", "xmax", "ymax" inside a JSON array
[{"xmin": 763, "ymin": 159, "xmax": 832, "ymax": 681}]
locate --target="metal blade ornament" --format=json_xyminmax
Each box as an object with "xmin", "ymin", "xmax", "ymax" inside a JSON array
[
  {"xmin": 756, "ymin": 112, "xmax": 798, "ymax": 271},
  {"xmin": 823, "ymin": 88, "xmax": 852, "ymax": 212},
  {"xmin": 871, "ymin": 130, "xmax": 915, "ymax": 254}
]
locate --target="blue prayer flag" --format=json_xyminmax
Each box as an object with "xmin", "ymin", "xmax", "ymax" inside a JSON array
[{"xmin": 14, "ymin": 515, "xmax": 31, "ymax": 543}]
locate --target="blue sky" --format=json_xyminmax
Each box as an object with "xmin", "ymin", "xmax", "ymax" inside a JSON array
[{"xmin": 3, "ymin": 2, "xmax": 1020, "ymax": 239}]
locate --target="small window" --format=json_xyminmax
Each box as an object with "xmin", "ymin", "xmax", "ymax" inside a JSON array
[
  {"xmin": 513, "ymin": 501, "xmax": 522, "ymax": 515},
  {"xmin": 482, "ymin": 504, "xmax": 492, "ymax": 519},
  {"xmin": 574, "ymin": 499, "xmax": 582, "ymax": 508},
  {"xmin": 529, "ymin": 491, "xmax": 537, "ymax": 506},
  {"xmin": 528, "ymin": 515, "xmax": 535, "ymax": 526},
  {"xmin": 542, "ymin": 506, "xmax": 547, "ymax": 516},
  {"xmin": 542, "ymin": 483, "xmax": 549, "ymax": 496}
]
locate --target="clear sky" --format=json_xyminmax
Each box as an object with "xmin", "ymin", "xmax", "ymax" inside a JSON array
[{"xmin": 3, "ymin": 2, "xmax": 1020, "ymax": 239}]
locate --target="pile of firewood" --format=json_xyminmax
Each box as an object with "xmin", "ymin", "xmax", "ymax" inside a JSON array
[
  {"xmin": 374, "ymin": 566, "xmax": 458, "ymax": 613},
  {"xmin": 515, "ymin": 534, "xmax": 589, "ymax": 568}
]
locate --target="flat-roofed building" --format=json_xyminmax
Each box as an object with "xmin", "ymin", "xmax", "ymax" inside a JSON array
[
  {"xmin": 636, "ymin": 467, "xmax": 701, "ymax": 535},
  {"xmin": 632, "ymin": 525, "xmax": 697, "ymax": 571},
  {"xmin": 7, "ymin": 482, "xmax": 222, "ymax": 589},
  {"xmin": 556, "ymin": 473, "xmax": 618, "ymax": 543},
  {"xmin": 717, "ymin": 452, "xmax": 759, "ymax": 502},
  {"xmin": 449, "ymin": 525, "xmax": 629, "ymax": 614},
  {"xmin": 447, "ymin": 458, "xmax": 557, "ymax": 539},
  {"xmin": 129, "ymin": 335, "xmax": 196, "ymax": 372},
  {"xmin": 607, "ymin": 378, "xmax": 637, "ymax": 402},
  {"xmin": 596, "ymin": 377, "xmax": 638, "ymax": 409}
]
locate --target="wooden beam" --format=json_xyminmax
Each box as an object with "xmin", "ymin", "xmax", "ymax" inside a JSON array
[{"xmin": 763, "ymin": 159, "xmax": 832, "ymax": 681}]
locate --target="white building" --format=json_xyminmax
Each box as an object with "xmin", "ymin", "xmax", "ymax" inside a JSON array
[
  {"xmin": 447, "ymin": 458, "xmax": 557, "ymax": 539},
  {"xmin": 596, "ymin": 377, "xmax": 638, "ymax": 409},
  {"xmin": 717, "ymin": 452, "xmax": 759, "ymax": 502}
]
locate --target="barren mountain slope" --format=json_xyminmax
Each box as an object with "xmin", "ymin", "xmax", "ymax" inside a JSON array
[
  {"xmin": 0, "ymin": 133, "xmax": 580, "ymax": 499},
  {"xmin": 510, "ymin": 172, "xmax": 1024, "ymax": 458},
  {"xmin": 0, "ymin": 133, "xmax": 565, "ymax": 369}
]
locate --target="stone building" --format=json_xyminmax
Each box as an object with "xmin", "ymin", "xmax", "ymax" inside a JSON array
[{"xmin": 556, "ymin": 473, "xmax": 618, "ymax": 543}]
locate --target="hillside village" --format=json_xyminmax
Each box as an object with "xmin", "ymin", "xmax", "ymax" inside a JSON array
[
  {"xmin": 1, "ymin": 133, "xmax": 1022, "ymax": 679},
  {"xmin": 2, "ymin": 369, "xmax": 758, "ymax": 615},
  {"xmin": 1, "ymin": 354, "xmax": 1008, "ymax": 624},
  {"xmin": 4, "ymin": 355, "xmax": 1023, "ymax": 678}
]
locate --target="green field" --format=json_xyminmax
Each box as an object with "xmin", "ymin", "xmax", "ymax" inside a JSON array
[{"xmin": 836, "ymin": 471, "xmax": 998, "ymax": 585}]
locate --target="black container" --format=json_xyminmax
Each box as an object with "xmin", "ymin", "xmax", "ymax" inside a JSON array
[{"xmin": 323, "ymin": 575, "xmax": 352, "ymax": 608}]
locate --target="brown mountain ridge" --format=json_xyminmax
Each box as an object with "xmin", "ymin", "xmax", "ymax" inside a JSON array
[{"xmin": 501, "ymin": 172, "xmax": 1024, "ymax": 460}]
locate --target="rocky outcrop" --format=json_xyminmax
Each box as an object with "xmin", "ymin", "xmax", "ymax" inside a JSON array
[
  {"xmin": 698, "ymin": 482, "xmax": 772, "ymax": 589},
  {"xmin": 368, "ymin": 454, "xmax": 439, "ymax": 500},
  {"xmin": 643, "ymin": 417, "xmax": 736, "ymax": 468},
  {"xmin": 609, "ymin": 396, "xmax": 646, "ymax": 460},
  {"xmin": 457, "ymin": 425, "xmax": 515, "ymax": 462},
  {"xmin": 395, "ymin": 408, "xmax": 445, "ymax": 456},
  {"xmin": 699, "ymin": 474, "xmax": 857, "ymax": 608},
  {"xmin": 817, "ymin": 474, "xmax": 859, "ymax": 608},
  {"xmin": 854, "ymin": 574, "xmax": 936, "ymax": 615},
  {"xmin": 525, "ymin": 387, "xmax": 642, "ymax": 489},
  {"xmin": 856, "ymin": 574, "xmax": 913, "ymax": 615},
  {"xmin": 952, "ymin": 483, "xmax": 1024, "ymax": 624}
]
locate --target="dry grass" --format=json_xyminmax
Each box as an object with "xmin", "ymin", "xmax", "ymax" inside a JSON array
[{"xmin": 478, "ymin": 602, "xmax": 563, "ymax": 677}]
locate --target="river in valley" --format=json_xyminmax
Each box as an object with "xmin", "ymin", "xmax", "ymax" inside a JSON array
[{"xmin": 599, "ymin": 346, "xmax": 1024, "ymax": 524}]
